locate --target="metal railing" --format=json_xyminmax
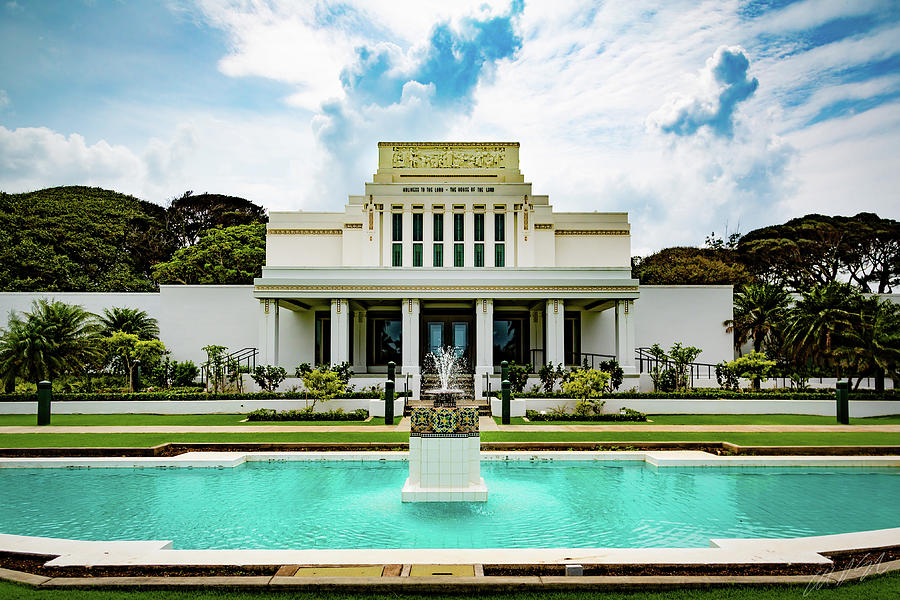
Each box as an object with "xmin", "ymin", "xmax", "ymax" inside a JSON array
[
  {"xmin": 635, "ymin": 347, "xmax": 718, "ymax": 386},
  {"xmin": 200, "ymin": 347, "xmax": 258, "ymax": 388},
  {"xmin": 528, "ymin": 349, "xmax": 616, "ymax": 371}
]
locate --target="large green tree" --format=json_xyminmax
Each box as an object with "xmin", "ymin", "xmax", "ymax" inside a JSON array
[
  {"xmin": 151, "ymin": 222, "xmax": 266, "ymax": 285},
  {"xmin": 782, "ymin": 283, "xmax": 862, "ymax": 376},
  {"xmin": 0, "ymin": 299, "xmax": 102, "ymax": 388},
  {"xmin": 165, "ymin": 191, "xmax": 267, "ymax": 249},
  {"xmin": 99, "ymin": 307, "xmax": 160, "ymax": 340},
  {"xmin": 631, "ymin": 247, "xmax": 754, "ymax": 286},
  {"xmin": 833, "ymin": 296, "xmax": 900, "ymax": 390}
]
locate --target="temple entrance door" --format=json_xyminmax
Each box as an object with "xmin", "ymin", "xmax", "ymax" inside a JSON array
[{"xmin": 421, "ymin": 316, "xmax": 473, "ymax": 370}]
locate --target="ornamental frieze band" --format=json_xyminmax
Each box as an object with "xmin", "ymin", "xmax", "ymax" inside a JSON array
[{"xmin": 391, "ymin": 146, "xmax": 507, "ymax": 169}]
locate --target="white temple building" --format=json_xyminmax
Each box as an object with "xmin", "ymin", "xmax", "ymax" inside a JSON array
[{"xmin": 255, "ymin": 142, "xmax": 640, "ymax": 397}]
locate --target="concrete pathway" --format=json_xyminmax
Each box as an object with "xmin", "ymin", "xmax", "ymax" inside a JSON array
[{"xmin": 1, "ymin": 423, "xmax": 899, "ymax": 434}]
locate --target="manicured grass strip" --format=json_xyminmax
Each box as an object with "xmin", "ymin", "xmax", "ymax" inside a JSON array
[
  {"xmin": 0, "ymin": 431, "xmax": 898, "ymax": 448},
  {"xmin": 1, "ymin": 570, "xmax": 899, "ymax": 599},
  {"xmin": 0, "ymin": 414, "xmax": 385, "ymax": 427}
]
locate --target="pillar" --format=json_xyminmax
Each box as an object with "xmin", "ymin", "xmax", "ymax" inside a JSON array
[
  {"xmin": 401, "ymin": 298, "xmax": 420, "ymax": 375},
  {"xmin": 258, "ymin": 299, "xmax": 279, "ymax": 366},
  {"xmin": 545, "ymin": 299, "xmax": 564, "ymax": 365},
  {"xmin": 330, "ymin": 299, "xmax": 350, "ymax": 366},
  {"xmin": 475, "ymin": 298, "xmax": 494, "ymax": 378},
  {"xmin": 615, "ymin": 299, "xmax": 636, "ymax": 373},
  {"xmin": 529, "ymin": 307, "xmax": 543, "ymax": 368},
  {"xmin": 353, "ymin": 309, "xmax": 367, "ymax": 373}
]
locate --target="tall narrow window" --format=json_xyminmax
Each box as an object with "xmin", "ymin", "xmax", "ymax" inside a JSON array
[
  {"xmin": 413, "ymin": 243, "xmax": 423, "ymax": 267},
  {"xmin": 474, "ymin": 213, "xmax": 484, "ymax": 242},
  {"xmin": 454, "ymin": 243, "xmax": 464, "ymax": 267},
  {"xmin": 412, "ymin": 213, "xmax": 423, "ymax": 242},
  {"xmin": 433, "ymin": 213, "xmax": 444, "ymax": 241},
  {"xmin": 474, "ymin": 243, "xmax": 484, "ymax": 267},
  {"xmin": 494, "ymin": 213, "xmax": 505, "ymax": 241},
  {"xmin": 495, "ymin": 243, "xmax": 505, "ymax": 267},
  {"xmin": 453, "ymin": 213, "xmax": 464, "ymax": 241},
  {"xmin": 392, "ymin": 213, "xmax": 402, "ymax": 241},
  {"xmin": 433, "ymin": 243, "xmax": 443, "ymax": 267},
  {"xmin": 392, "ymin": 243, "xmax": 402, "ymax": 267}
]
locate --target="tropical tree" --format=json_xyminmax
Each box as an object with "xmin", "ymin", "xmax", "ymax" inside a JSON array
[
  {"xmin": 151, "ymin": 222, "xmax": 266, "ymax": 285},
  {"xmin": 99, "ymin": 307, "xmax": 159, "ymax": 340},
  {"xmin": 0, "ymin": 299, "xmax": 102, "ymax": 388},
  {"xmin": 833, "ymin": 296, "xmax": 900, "ymax": 390},
  {"xmin": 105, "ymin": 331, "xmax": 167, "ymax": 392},
  {"xmin": 724, "ymin": 282, "xmax": 791, "ymax": 354},
  {"xmin": 782, "ymin": 283, "xmax": 861, "ymax": 376}
]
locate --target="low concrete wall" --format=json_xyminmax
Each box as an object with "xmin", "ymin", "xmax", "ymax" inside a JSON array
[
  {"xmin": 0, "ymin": 399, "xmax": 373, "ymax": 415},
  {"xmin": 489, "ymin": 398, "xmax": 527, "ymax": 418},
  {"xmin": 525, "ymin": 398, "xmax": 900, "ymax": 418}
]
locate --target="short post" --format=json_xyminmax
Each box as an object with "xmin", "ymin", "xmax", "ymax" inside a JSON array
[
  {"xmin": 387, "ymin": 361, "xmax": 395, "ymax": 382},
  {"xmin": 501, "ymin": 360, "xmax": 509, "ymax": 384},
  {"xmin": 37, "ymin": 380, "xmax": 52, "ymax": 426},
  {"xmin": 836, "ymin": 380, "xmax": 849, "ymax": 424},
  {"xmin": 501, "ymin": 379, "xmax": 511, "ymax": 425},
  {"xmin": 133, "ymin": 360, "xmax": 142, "ymax": 393},
  {"xmin": 385, "ymin": 379, "xmax": 395, "ymax": 426}
]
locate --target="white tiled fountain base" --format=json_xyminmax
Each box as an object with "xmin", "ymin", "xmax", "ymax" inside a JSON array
[{"xmin": 401, "ymin": 434, "xmax": 487, "ymax": 502}]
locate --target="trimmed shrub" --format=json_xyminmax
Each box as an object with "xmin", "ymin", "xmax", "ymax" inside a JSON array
[{"xmin": 246, "ymin": 408, "xmax": 368, "ymax": 421}]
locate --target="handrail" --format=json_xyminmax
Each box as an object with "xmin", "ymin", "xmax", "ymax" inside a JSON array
[{"xmin": 200, "ymin": 347, "xmax": 258, "ymax": 387}]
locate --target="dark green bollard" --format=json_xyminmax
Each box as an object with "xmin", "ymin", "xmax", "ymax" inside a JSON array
[
  {"xmin": 133, "ymin": 360, "xmax": 142, "ymax": 393},
  {"xmin": 385, "ymin": 379, "xmax": 395, "ymax": 426},
  {"xmin": 37, "ymin": 380, "xmax": 51, "ymax": 426},
  {"xmin": 501, "ymin": 378, "xmax": 511, "ymax": 425},
  {"xmin": 387, "ymin": 361, "xmax": 396, "ymax": 382},
  {"xmin": 501, "ymin": 360, "xmax": 509, "ymax": 384},
  {"xmin": 836, "ymin": 380, "xmax": 849, "ymax": 424}
]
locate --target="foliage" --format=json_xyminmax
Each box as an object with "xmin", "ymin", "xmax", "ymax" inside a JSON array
[
  {"xmin": 330, "ymin": 361, "xmax": 353, "ymax": 387},
  {"xmin": 598, "ymin": 358, "xmax": 624, "ymax": 391},
  {"xmin": 526, "ymin": 409, "xmax": 647, "ymax": 422},
  {"xmin": 171, "ymin": 360, "xmax": 200, "ymax": 387},
  {"xmin": 299, "ymin": 366, "xmax": 345, "ymax": 409},
  {"xmin": 738, "ymin": 213, "xmax": 899, "ymax": 293},
  {"xmin": 563, "ymin": 368, "xmax": 610, "ymax": 400},
  {"xmin": 246, "ymin": 408, "xmax": 368, "ymax": 422},
  {"xmin": 538, "ymin": 362, "xmax": 567, "ymax": 393},
  {"xmin": 724, "ymin": 282, "xmax": 791, "ymax": 353},
  {"xmin": 833, "ymin": 295, "xmax": 900, "ymax": 387},
  {"xmin": 715, "ymin": 361, "xmax": 740, "ymax": 392},
  {"xmin": 668, "ymin": 342, "xmax": 703, "ymax": 390},
  {"xmin": 0, "ymin": 299, "xmax": 103, "ymax": 388},
  {"xmin": 166, "ymin": 191, "xmax": 267, "ymax": 249},
  {"xmin": 726, "ymin": 351, "xmax": 777, "ymax": 391},
  {"xmin": 151, "ymin": 222, "xmax": 266, "ymax": 285},
  {"xmin": 0, "ymin": 390, "xmax": 395, "ymax": 402},
  {"xmin": 105, "ymin": 331, "xmax": 168, "ymax": 392},
  {"xmin": 99, "ymin": 307, "xmax": 159, "ymax": 340},
  {"xmin": 250, "ymin": 365, "xmax": 287, "ymax": 392},
  {"xmin": 506, "ymin": 361, "xmax": 529, "ymax": 394},
  {"xmin": 201, "ymin": 344, "xmax": 229, "ymax": 393},
  {"xmin": 631, "ymin": 246, "xmax": 754, "ymax": 286},
  {"xmin": 782, "ymin": 283, "xmax": 860, "ymax": 374}
]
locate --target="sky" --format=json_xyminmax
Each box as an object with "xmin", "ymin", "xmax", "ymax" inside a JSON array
[{"xmin": 0, "ymin": 0, "xmax": 898, "ymax": 256}]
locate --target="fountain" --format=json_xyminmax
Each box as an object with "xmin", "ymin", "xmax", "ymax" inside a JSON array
[{"xmin": 401, "ymin": 348, "xmax": 487, "ymax": 502}]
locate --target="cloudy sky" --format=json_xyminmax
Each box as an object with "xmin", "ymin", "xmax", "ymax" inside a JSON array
[{"xmin": 1, "ymin": 0, "xmax": 898, "ymax": 255}]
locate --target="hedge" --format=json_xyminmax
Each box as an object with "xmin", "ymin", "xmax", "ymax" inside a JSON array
[
  {"xmin": 0, "ymin": 390, "xmax": 412, "ymax": 402},
  {"xmin": 246, "ymin": 408, "xmax": 369, "ymax": 421},
  {"xmin": 504, "ymin": 389, "xmax": 899, "ymax": 400},
  {"xmin": 525, "ymin": 409, "xmax": 648, "ymax": 422}
]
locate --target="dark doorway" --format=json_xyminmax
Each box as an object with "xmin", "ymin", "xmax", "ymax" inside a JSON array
[
  {"xmin": 493, "ymin": 313, "xmax": 529, "ymax": 366},
  {"xmin": 421, "ymin": 310, "xmax": 473, "ymax": 370}
]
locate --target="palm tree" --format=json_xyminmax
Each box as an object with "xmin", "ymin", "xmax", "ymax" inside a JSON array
[
  {"xmin": 0, "ymin": 299, "xmax": 103, "ymax": 389},
  {"xmin": 783, "ymin": 283, "xmax": 861, "ymax": 377},
  {"xmin": 99, "ymin": 307, "xmax": 159, "ymax": 340},
  {"xmin": 724, "ymin": 282, "xmax": 791, "ymax": 354},
  {"xmin": 834, "ymin": 296, "xmax": 900, "ymax": 390}
]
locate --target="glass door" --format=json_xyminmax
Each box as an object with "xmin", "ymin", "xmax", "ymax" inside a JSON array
[
  {"xmin": 451, "ymin": 322, "xmax": 468, "ymax": 358},
  {"xmin": 426, "ymin": 322, "xmax": 444, "ymax": 356}
]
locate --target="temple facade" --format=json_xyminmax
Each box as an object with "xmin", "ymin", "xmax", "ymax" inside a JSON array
[{"xmin": 254, "ymin": 142, "xmax": 640, "ymax": 397}]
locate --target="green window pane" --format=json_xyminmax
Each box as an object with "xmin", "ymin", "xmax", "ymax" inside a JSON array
[
  {"xmin": 413, "ymin": 243, "xmax": 423, "ymax": 267},
  {"xmin": 495, "ymin": 213, "xmax": 505, "ymax": 242},
  {"xmin": 454, "ymin": 243, "xmax": 464, "ymax": 267},
  {"xmin": 433, "ymin": 243, "xmax": 443, "ymax": 267},
  {"xmin": 392, "ymin": 243, "xmax": 402, "ymax": 267},
  {"xmin": 453, "ymin": 213, "xmax": 464, "ymax": 241},
  {"xmin": 474, "ymin": 243, "xmax": 484, "ymax": 267},
  {"xmin": 474, "ymin": 213, "xmax": 484, "ymax": 241},
  {"xmin": 412, "ymin": 213, "xmax": 423, "ymax": 242},
  {"xmin": 495, "ymin": 243, "xmax": 505, "ymax": 267},
  {"xmin": 433, "ymin": 213, "xmax": 444, "ymax": 241},
  {"xmin": 392, "ymin": 213, "xmax": 402, "ymax": 241}
]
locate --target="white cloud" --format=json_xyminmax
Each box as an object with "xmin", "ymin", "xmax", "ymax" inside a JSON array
[{"xmin": 0, "ymin": 89, "xmax": 9, "ymax": 109}]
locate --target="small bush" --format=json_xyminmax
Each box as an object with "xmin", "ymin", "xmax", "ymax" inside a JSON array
[
  {"xmin": 246, "ymin": 408, "xmax": 368, "ymax": 421},
  {"xmin": 526, "ymin": 409, "xmax": 648, "ymax": 422},
  {"xmin": 251, "ymin": 365, "xmax": 287, "ymax": 392}
]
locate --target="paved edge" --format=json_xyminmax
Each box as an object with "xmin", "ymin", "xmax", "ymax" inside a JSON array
[{"xmin": 1, "ymin": 560, "xmax": 898, "ymax": 591}]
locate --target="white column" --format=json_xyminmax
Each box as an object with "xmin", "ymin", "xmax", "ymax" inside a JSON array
[
  {"xmin": 545, "ymin": 299, "xmax": 565, "ymax": 366},
  {"xmin": 352, "ymin": 309, "xmax": 367, "ymax": 373},
  {"xmin": 529, "ymin": 307, "xmax": 543, "ymax": 368},
  {"xmin": 401, "ymin": 298, "xmax": 420, "ymax": 375},
  {"xmin": 330, "ymin": 299, "xmax": 350, "ymax": 366},
  {"xmin": 258, "ymin": 299, "xmax": 279, "ymax": 366},
  {"xmin": 615, "ymin": 299, "xmax": 636, "ymax": 373},
  {"xmin": 475, "ymin": 298, "xmax": 494, "ymax": 373}
]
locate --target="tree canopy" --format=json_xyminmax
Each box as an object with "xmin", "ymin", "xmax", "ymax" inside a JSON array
[
  {"xmin": 151, "ymin": 222, "xmax": 266, "ymax": 285},
  {"xmin": 631, "ymin": 247, "xmax": 754, "ymax": 286}
]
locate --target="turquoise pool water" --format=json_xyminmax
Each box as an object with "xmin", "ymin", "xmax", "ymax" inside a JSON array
[{"xmin": 2, "ymin": 462, "xmax": 898, "ymax": 549}]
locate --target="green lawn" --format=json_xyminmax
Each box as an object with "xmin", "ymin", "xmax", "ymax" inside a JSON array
[
  {"xmin": 496, "ymin": 414, "xmax": 900, "ymax": 426},
  {"xmin": 0, "ymin": 414, "xmax": 390, "ymax": 427},
  {"xmin": 0, "ymin": 430, "xmax": 897, "ymax": 448},
  {"xmin": 1, "ymin": 570, "xmax": 899, "ymax": 599}
]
